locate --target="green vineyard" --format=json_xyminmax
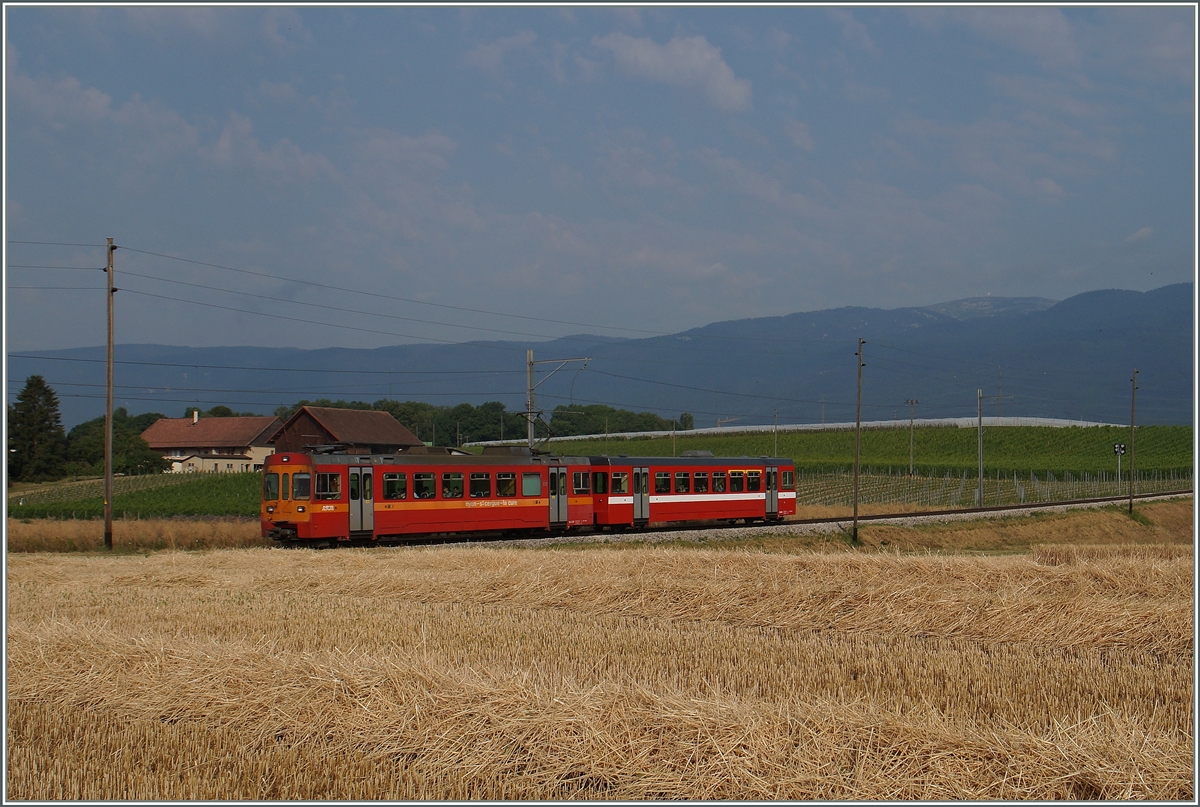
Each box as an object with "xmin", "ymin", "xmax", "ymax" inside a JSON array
[{"xmin": 6, "ymin": 425, "xmax": 1192, "ymax": 519}]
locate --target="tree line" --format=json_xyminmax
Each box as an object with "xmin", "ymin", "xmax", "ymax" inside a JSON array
[
  {"xmin": 7, "ymin": 376, "xmax": 695, "ymax": 484},
  {"xmin": 274, "ymin": 399, "xmax": 693, "ymax": 445}
]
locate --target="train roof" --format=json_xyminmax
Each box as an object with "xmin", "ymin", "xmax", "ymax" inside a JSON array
[{"xmin": 269, "ymin": 450, "xmax": 793, "ymax": 467}]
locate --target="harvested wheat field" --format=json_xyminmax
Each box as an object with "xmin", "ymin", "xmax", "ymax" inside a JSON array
[{"xmin": 6, "ymin": 500, "xmax": 1194, "ymax": 800}]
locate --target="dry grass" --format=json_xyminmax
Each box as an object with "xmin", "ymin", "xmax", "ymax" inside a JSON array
[
  {"xmin": 5, "ymin": 501, "xmax": 1194, "ymax": 800},
  {"xmin": 5, "ymin": 517, "xmax": 267, "ymax": 553}
]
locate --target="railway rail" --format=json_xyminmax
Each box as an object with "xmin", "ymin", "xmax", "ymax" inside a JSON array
[{"xmin": 309, "ymin": 489, "xmax": 1192, "ymax": 549}]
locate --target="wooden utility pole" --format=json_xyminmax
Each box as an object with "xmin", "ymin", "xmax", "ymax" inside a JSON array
[
  {"xmin": 852, "ymin": 339, "xmax": 864, "ymax": 544},
  {"xmin": 1129, "ymin": 369, "xmax": 1138, "ymax": 513},
  {"xmin": 104, "ymin": 237, "xmax": 116, "ymax": 550}
]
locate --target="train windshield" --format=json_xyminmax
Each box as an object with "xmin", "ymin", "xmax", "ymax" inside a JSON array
[{"xmin": 263, "ymin": 472, "xmax": 280, "ymax": 501}]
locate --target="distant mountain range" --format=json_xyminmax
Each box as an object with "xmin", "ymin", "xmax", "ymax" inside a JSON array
[{"xmin": 8, "ymin": 283, "xmax": 1193, "ymax": 430}]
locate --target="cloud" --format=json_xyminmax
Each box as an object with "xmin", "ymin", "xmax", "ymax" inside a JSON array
[
  {"xmin": 201, "ymin": 112, "xmax": 338, "ymax": 182},
  {"xmin": 8, "ymin": 71, "xmax": 197, "ymax": 160},
  {"xmin": 464, "ymin": 30, "xmax": 536, "ymax": 72},
  {"xmin": 784, "ymin": 119, "xmax": 815, "ymax": 151},
  {"xmin": 1125, "ymin": 226, "xmax": 1153, "ymax": 243},
  {"xmin": 826, "ymin": 8, "xmax": 878, "ymax": 54},
  {"xmin": 593, "ymin": 32, "xmax": 752, "ymax": 112},
  {"xmin": 912, "ymin": 7, "xmax": 1081, "ymax": 69}
]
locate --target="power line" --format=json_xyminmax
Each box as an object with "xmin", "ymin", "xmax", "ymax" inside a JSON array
[
  {"xmin": 119, "ymin": 244, "xmax": 669, "ymax": 337},
  {"xmin": 118, "ymin": 269, "xmax": 568, "ymax": 341},
  {"xmin": 120, "ymin": 288, "xmax": 530, "ymax": 349},
  {"xmin": 8, "ymin": 353, "xmax": 522, "ymax": 376},
  {"xmin": 6, "ymin": 240, "xmax": 105, "ymax": 247},
  {"xmin": 7, "ymin": 264, "xmax": 107, "ymax": 270}
]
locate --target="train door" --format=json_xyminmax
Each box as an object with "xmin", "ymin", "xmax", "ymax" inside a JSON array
[
  {"xmin": 549, "ymin": 466, "xmax": 569, "ymax": 527},
  {"xmin": 632, "ymin": 466, "xmax": 650, "ymax": 523},
  {"xmin": 765, "ymin": 466, "xmax": 779, "ymax": 519},
  {"xmin": 348, "ymin": 466, "xmax": 374, "ymax": 534}
]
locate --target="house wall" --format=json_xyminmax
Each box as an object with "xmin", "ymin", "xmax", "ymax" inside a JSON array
[{"xmin": 272, "ymin": 411, "xmax": 332, "ymax": 453}]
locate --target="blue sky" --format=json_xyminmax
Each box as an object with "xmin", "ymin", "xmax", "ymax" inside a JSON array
[{"xmin": 5, "ymin": 5, "xmax": 1195, "ymax": 354}]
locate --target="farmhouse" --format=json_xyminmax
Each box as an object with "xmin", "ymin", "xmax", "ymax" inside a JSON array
[
  {"xmin": 269, "ymin": 406, "xmax": 422, "ymax": 454},
  {"xmin": 141, "ymin": 413, "xmax": 282, "ymax": 473}
]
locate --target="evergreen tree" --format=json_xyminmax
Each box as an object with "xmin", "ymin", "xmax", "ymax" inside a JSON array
[{"xmin": 7, "ymin": 375, "xmax": 68, "ymax": 482}]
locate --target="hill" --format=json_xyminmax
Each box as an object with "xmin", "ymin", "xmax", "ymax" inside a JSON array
[{"xmin": 7, "ymin": 283, "xmax": 1191, "ymax": 429}]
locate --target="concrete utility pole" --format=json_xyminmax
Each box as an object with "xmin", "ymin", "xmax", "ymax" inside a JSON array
[
  {"xmin": 976, "ymin": 389, "xmax": 1013, "ymax": 506},
  {"xmin": 104, "ymin": 237, "xmax": 116, "ymax": 551},
  {"xmin": 1129, "ymin": 369, "xmax": 1138, "ymax": 514},
  {"xmin": 853, "ymin": 339, "xmax": 865, "ymax": 544},
  {"xmin": 905, "ymin": 399, "xmax": 919, "ymax": 476},
  {"xmin": 526, "ymin": 350, "xmax": 590, "ymax": 450}
]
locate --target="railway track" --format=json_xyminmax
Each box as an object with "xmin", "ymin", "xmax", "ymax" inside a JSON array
[{"xmin": 383, "ymin": 489, "xmax": 1194, "ymax": 549}]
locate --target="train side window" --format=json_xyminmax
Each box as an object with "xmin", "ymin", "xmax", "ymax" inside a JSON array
[
  {"xmin": 782, "ymin": 470, "xmax": 795, "ymax": 490},
  {"xmin": 413, "ymin": 473, "xmax": 436, "ymax": 499},
  {"xmin": 712, "ymin": 472, "xmax": 727, "ymax": 493},
  {"xmin": 470, "ymin": 473, "xmax": 491, "ymax": 498},
  {"xmin": 282, "ymin": 473, "xmax": 291, "ymax": 501},
  {"xmin": 654, "ymin": 472, "xmax": 671, "ymax": 493},
  {"xmin": 522, "ymin": 473, "xmax": 542, "ymax": 496},
  {"xmin": 747, "ymin": 471, "xmax": 761, "ymax": 492},
  {"xmin": 675, "ymin": 472, "xmax": 690, "ymax": 493},
  {"xmin": 383, "ymin": 473, "xmax": 407, "ymax": 500},
  {"xmin": 496, "ymin": 473, "xmax": 517, "ymax": 497},
  {"xmin": 348, "ymin": 473, "xmax": 358, "ymax": 501},
  {"xmin": 363, "ymin": 473, "xmax": 373, "ymax": 500},
  {"xmin": 263, "ymin": 473, "xmax": 280, "ymax": 501},
  {"xmin": 730, "ymin": 471, "xmax": 745, "ymax": 492},
  {"xmin": 610, "ymin": 472, "xmax": 628, "ymax": 494},
  {"xmin": 292, "ymin": 473, "xmax": 311, "ymax": 500},
  {"xmin": 694, "ymin": 472, "xmax": 709, "ymax": 493},
  {"xmin": 315, "ymin": 472, "xmax": 342, "ymax": 500},
  {"xmin": 592, "ymin": 472, "xmax": 608, "ymax": 494},
  {"xmin": 572, "ymin": 472, "xmax": 590, "ymax": 494},
  {"xmin": 442, "ymin": 472, "xmax": 464, "ymax": 498}
]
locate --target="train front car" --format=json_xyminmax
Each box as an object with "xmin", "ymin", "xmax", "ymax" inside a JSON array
[{"xmin": 261, "ymin": 452, "xmax": 322, "ymax": 544}]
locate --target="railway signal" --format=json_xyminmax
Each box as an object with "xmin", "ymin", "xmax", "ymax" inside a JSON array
[{"xmin": 1114, "ymin": 442, "xmax": 1126, "ymax": 488}]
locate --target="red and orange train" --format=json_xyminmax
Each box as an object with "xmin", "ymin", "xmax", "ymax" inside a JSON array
[{"xmin": 261, "ymin": 446, "xmax": 797, "ymax": 546}]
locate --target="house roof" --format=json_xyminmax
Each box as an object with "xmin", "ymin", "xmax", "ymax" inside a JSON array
[
  {"xmin": 141, "ymin": 416, "xmax": 282, "ymax": 449},
  {"xmin": 272, "ymin": 406, "xmax": 421, "ymax": 447}
]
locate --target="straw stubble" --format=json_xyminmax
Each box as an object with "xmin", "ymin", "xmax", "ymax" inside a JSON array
[{"xmin": 6, "ymin": 504, "xmax": 1193, "ymax": 800}]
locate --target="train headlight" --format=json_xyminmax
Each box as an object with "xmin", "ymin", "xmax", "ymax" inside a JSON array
[
  {"xmin": 266, "ymin": 505, "xmax": 275, "ymax": 514},
  {"xmin": 296, "ymin": 506, "xmax": 306, "ymax": 513}
]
